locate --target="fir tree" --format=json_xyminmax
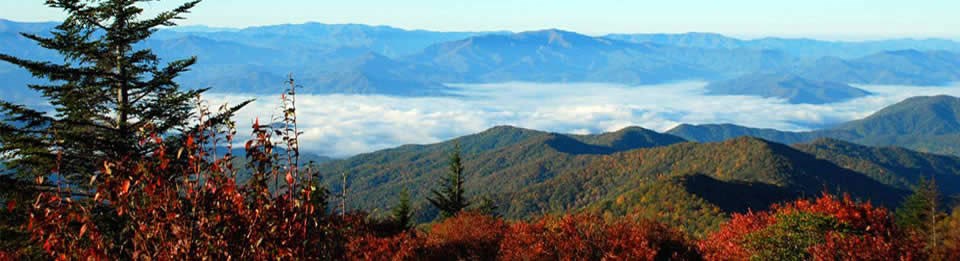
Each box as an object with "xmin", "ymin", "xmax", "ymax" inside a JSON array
[
  {"xmin": 428, "ymin": 144, "xmax": 469, "ymax": 219},
  {"xmin": 0, "ymin": 0, "xmax": 248, "ymax": 187},
  {"xmin": 471, "ymin": 195, "xmax": 498, "ymax": 217},
  {"xmin": 391, "ymin": 187, "xmax": 414, "ymax": 230},
  {"xmin": 895, "ymin": 177, "xmax": 944, "ymax": 252}
]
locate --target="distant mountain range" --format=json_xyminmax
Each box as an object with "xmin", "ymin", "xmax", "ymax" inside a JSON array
[
  {"xmin": 606, "ymin": 32, "xmax": 960, "ymax": 59},
  {"xmin": 3, "ymin": 19, "xmax": 960, "ymax": 104},
  {"xmin": 313, "ymin": 95, "xmax": 960, "ymax": 234}
]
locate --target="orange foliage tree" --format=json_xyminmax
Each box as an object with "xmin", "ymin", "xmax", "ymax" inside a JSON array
[{"xmin": 699, "ymin": 193, "xmax": 927, "ymax": 261}]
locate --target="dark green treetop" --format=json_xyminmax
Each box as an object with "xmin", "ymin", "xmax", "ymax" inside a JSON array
[
  {"xmin": 427, "ymin": 143, "xmax": 470, "ymax": 219},
  {"xmin": 391, "ymin": 187, "xmax": 414, "ymax": 230}
]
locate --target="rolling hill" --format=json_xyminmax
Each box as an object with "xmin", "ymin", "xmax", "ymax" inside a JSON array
[
  {"xmin": 316, "ymin": 126, "xmax": 688, "ymax": 220},
  {"xmin": 667, "ymin": 95, "xmax": 960, "ymax": 156},
  {"xmin": 794, "ymin": 138, "xmax": 960, "ymax": 194}
]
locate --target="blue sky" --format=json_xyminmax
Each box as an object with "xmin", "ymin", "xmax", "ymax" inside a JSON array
[{"xmin": 2, "ymin": 0, "xmax": 959, "ymax": 40}]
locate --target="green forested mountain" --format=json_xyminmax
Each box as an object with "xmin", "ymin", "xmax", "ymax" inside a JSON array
[
  {"xmin": 834, "ymin": 95, "xmax": 960, "ymax": 136},
  {"xmin": 316, "ymin": 125, "xmax": 686, "ymax": 220},
  {"xmin": 668, "ymin": 95, "xmax": 960, "ymax": 156},
  {"xmin": 508, "ymin": 137, "xmax": 907, "ymax": 218},
  {"xmin": 793, "ymin": 138, "xmax": 960, "ymax": 194},
  {"xmin": 315, "ymin": 122, "xmax": 960, "ymax": 235},
  {"xmin": 666, "ymin": 123, "xmax": 819, "ymax": 144}
]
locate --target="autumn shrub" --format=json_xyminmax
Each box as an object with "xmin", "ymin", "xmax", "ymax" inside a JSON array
[
  {"xmin": 499, "ymin": 213, "xmax": 701, "ymax": 261},
  {"xmin": 424, "ymin": 212, "xmax": 509, "ymax": 260},
  {"xmin": 699, "ymin": 193, "xmax": 926, "ymax": 261},
  {"xmin": 346, "ymin": 231, "xmax": 425, "ymax": 260},
  {"xmin": 22, "ymin": 87, "xmax": 368, "ymax": 259}
]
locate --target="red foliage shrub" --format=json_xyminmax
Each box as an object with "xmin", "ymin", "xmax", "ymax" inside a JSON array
[
  {"xmin": 699, "ymin": 193, "xmax": 926, "ymax": 261},
  {"xmin": 346, "ymin": 232, "xmax": 424, "ymax": 261},
  {"xmin": 499, "ymin": 213, "xmax": 700, "ymax": 261},
  {"xmin": 425, "ymin": 212, "xmax": 508, "ymax": 260},
  {"xmin": 25, "ymin": 98, "xmax": 351, "ymax": 259}
]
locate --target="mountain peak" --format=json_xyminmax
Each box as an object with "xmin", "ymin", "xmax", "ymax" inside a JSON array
[
  {"xmin": 478, "ymin": 125, "xmax": 543, "ymax": 135},
  {"xmin": 572, "ymin": 126, "xmax": 686, "ymax": 151},
  {"xmin": 510, "ymin": 29, "xmax": 607, "ymax": 48}
]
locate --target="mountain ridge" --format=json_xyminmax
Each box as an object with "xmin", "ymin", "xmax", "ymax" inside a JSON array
[
  {"xmin": 667, "ymin": 95, "xmax": 960, "ymax": 156},
  {"xmin": 3, "ymin": 19, "xmax": 960, "ymax": 99}
]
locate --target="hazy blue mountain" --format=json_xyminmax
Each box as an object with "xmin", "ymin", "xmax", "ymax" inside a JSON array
[
  {"xmin": 3, "ymin": 19, "xmax": 960, "ymax": 99},
  {"xmin": 154, "ymin": 22, "xmax": 493, "ymax": 58},
  {"xmin": 668, "ymin": 95, "xmax": 960, "ymax": 156},
  {"xmin": 0, "ymin": 19, "xmax": 56, "ymax": 34},
  {"xmin": 796, "ymin": 50, "xmax": 960, "ymax": 85},
  {"xmin": 409, "ymin": 29, "xmax": 794, "ymax": 84},
  {"xmin": 705, "ymin": 73, "xmax": 871, "ymax": 104},
  {"xmin": 164, "ymin": 25, "xmax": 240, "ymax": 33},
  {"xmin": 305, "ymin": 52, "xmax": 451, "ymax": 96},
  {"xmin": 607, "ymin": 32, "xmax": 960, "ymax": 59},
  {"xmin": 409, "ymin": 29, "xmax": 701, "ymax": 84},
  {"xmin": 0, "ymin": 65, "xmax": 43, "ymax": 103},
  {"xmin": 605, "ymin": 33, "xmax": 745, "ymax": 49}
]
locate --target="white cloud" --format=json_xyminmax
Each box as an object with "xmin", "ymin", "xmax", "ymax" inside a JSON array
[{"xmin": 205, "ymin": 82, "xmax": 960, "ymax": 158}]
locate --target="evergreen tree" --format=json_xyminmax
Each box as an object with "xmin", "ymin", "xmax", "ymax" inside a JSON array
[
  {"xmin": 428, "ymin": 144, "xmax": 469, "ymax": 219},
  {"xmin": 391, "ymin": 187, "xmax": 414, "ymax": 230},
  {"xmin": 895, "ymin": 177, "xmax": 944, "ymax": 252},
  {"xmin": 0, "ymin": 0, "xmax": 247, "ymax": 187},
  {"xmin": 471, "ymin": 195, "xmax": 498, "ymax": 217}
]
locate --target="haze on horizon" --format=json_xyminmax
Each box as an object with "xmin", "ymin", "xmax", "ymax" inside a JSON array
[{"xmin": 2, "ymin": 0, "xmax": 959, "ymax": 41}]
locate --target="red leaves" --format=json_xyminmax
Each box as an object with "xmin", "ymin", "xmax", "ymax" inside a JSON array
[
  {"xmin": 499, "ymin": 213, "xmax": 697, "ymax": 260},
  {"xmin": 5, "ymin": 200, "xmax": 14, "ymax": 212},
  {"xmin": 42, "ymin": 237, "xmax": 55, "ymax": 253},
  {"xmin": 119, "ymin": 180, "xmax": 131, "ymax": 195},
  {"xmin": 426, "ymin": 212, "xmax": 507, "ymax": 259},
  {"xmin": 185, "ymin": 135, "xmax": 195, "ymax": 149},
  {"xmin": 285, "ymin": 172, "xmax": 295, "ymax": 187},
  {"xmin": 345, "ymin": 212, "xmax": 699, "ymax": 260},
  {"xmin": 700, "ymin": 193, "xmax": 927, "ymax": 260},
  {"xmin": 347, "ymin": 232, "xmax": 424, "ymax": 260}
]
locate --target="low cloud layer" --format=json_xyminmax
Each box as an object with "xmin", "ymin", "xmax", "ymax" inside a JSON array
[{"xmin": 206, "ymin": 82, "xmax": 960, "ymax": 158}]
